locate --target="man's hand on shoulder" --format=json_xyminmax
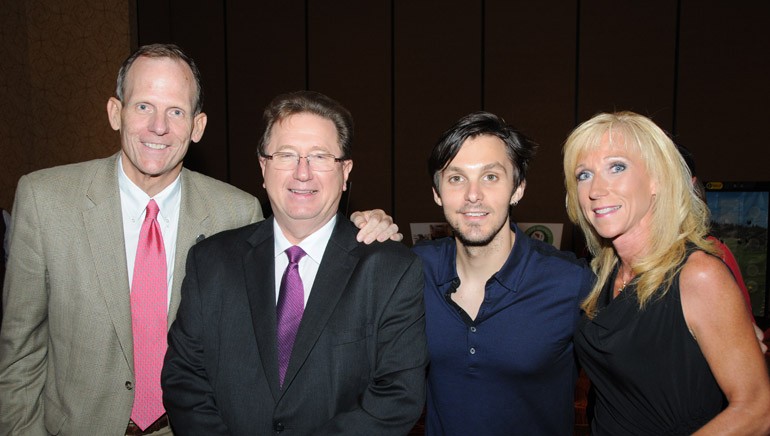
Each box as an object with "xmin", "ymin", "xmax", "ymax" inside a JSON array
[{"xmin": 350, "ymin": 209, "xmax": 403, "ymax": 244}]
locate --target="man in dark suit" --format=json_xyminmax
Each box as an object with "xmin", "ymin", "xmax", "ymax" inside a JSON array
[{"xmin": 162, "ymin": 90, "xmax": 427, "ymax": 435}]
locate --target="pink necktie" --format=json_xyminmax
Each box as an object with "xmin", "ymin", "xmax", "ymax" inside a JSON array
[
  {"xmin": 130, "ymin": 200, "xmax": 167, "ymax": 429},
  {"xmin": 276, "ymin": 246, "xmax": 306, "ymax": 387}
]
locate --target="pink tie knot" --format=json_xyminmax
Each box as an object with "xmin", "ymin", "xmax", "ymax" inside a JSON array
[{"xmin": 145, "ymin": 199, "xmax": 160, "ymax": 221}]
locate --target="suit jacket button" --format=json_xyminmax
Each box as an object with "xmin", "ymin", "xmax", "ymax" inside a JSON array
[
  {"xmin": 125, "ymin": 381, "xmax": 133, "ymax": 390},
  {"xmin": 273, "ymin": 421, "xmax": 284, "ymax": 432}
]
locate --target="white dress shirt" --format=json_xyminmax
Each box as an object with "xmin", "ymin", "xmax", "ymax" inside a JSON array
[
  {"xmin": 272, "ymin": 216, "xmax": 336, "ymax": 306},
  {"xmin": 118, "ymin": 156, "xmax": 181, "ymax": 308}
]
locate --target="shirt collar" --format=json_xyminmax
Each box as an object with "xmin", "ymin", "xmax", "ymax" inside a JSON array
[
  {"xmin": 492, "ymin": 222, "xmax": 528, "ymax": 292},
  {"xmin": 273, "ymin": 215, "xmax": 337, "ymax": 263},
  {"xmin": 434, "ymin": 222, "xmax": 527, "ymax": 293},
  {"xmin": 117, "ymin": 154, "xmax": 181, "ymax": 222}
]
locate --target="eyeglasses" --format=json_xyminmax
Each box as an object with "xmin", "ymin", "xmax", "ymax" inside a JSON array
[{"xmin": 260, "ymin": 151, "xmax": 346, "ymax": 172}]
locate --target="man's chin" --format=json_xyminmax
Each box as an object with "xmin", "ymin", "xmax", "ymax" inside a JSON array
[
  {"xmin": 456, "ymin": 234, "xmax": 496, "ymax": 247},
  {"xmin": 451, "ymin": 220, "xmax": 510, "ymax": 248},
  {"xmin": 452, "ymin": 226, "xmax": 495, "ymax": 247}
]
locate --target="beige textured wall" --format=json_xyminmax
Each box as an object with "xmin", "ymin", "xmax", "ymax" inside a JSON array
[{"xmin": 0, "ymin": 0, "xmax": 131, "ymax": 211}]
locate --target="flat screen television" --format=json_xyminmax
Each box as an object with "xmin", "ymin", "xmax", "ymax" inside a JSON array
[{"xmin": 705, "ymin": 181, "xmax": 769, "ymax": 323}]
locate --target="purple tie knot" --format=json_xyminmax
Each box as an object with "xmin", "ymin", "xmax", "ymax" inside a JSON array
[{"xmin": 286, "ymin": 245, "xmax": 306, "ymax": 265}]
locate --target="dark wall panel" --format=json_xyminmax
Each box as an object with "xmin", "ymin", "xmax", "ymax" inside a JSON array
[
  {"xmin": 136, "ymin": 0, "xmax": 230, "ymax": 182},
  {"xmin": 676, "ymin": 1, "xmax": 770, "ymax": 182},
  {"xmin": 225, "ymin": 0, "xmax": 307, "ymax": 209},
  {"xmin": 577, "ymin": 0, "xmax": 678, "ymax": 131},
  {"xmin": 129, "ymin": 0, "xmax": 770, "ymax": 249},
  {"xmin": 134, "ymin": 0, "xmax": 171, "ymax": 45},
  {"xmin": 172, "ymin": 2, "xmax": 229, "ymax": 181},
  {"xmin": 485, "ymin": 1, "xmax": 579, "ymax": 246},
  {"xmin": 393, "ymin": 0, "xmax": 483, "ymax": 242},
  {"xmin": 308, "ymin": 1, "xmax": 393, "ymax": 216}
]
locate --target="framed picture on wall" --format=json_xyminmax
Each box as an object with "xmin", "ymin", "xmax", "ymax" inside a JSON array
[{"xmin": 705, "ymin": 181, "xmax": 770, "ymax": 321}]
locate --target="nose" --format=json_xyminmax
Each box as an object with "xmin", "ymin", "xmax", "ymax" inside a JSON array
[
  {"xmin": 466, "ymin": 180, "xmax": 483, "ymax": 203},
  {"xmin": 148, "ymin": 112, "xmax": 169, "ymax": 135},
  {"xmin": 293, "ymin": 156, "xmax": 313, "ymax": 181},
  {"xmin": 588, "ymin": 174, "xmax": 608, "ymax": 200}
]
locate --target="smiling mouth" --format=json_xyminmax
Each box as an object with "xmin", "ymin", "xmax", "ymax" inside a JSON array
[
  {"xmin": 461, "ymin": 211, "xmax": 489, "ymax": 217},
  {"xmin": 594, "ymin": 206, "xmax": 621, "ymax": 214},
  {"xmin": 143, "ymin": 142, "xmax": 169, "ymax": 150},
  {"xmin": 290, "ymin": 189, "xmax": 317, "ymax": 195}
]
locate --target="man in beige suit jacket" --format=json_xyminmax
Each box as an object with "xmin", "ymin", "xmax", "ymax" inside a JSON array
[
  {"xmin": 0, "ymin": 44, "xmax": 396, "ymax": 436},
  {"xmin": 0, "ymin": 43, "xmax": 262, "ymax": 436},
  {"xmin": 1, "ymin": 154, "xmax": 261, "ymax": 436}
]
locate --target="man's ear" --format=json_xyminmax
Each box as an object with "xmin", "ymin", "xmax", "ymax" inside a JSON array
[
  {"xmin": 259, "ymin": 155, "xmax": 267, "ymax": 182},
  {"xmin": 511, "ymin": 180, "xmax": 526, "ymax": 205},
  {"xmin": 342, "ymin": 160, "xmax": 353, "ymax": 191},
  {"xmin": 191, "ymin": 112, "xmax": 208, "ymax": 143},
  {"xmin": 433, "ymin": 187, "xmax": 443, "ymax": 207},
  {"xmin": 107, "ymin": 97, "xmax": 122, "ymax": 131}
]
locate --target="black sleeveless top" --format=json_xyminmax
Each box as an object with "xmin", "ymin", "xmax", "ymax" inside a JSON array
[{"xmin": 574, "ymin": 255, "xmax": 725, "ymax": 435}]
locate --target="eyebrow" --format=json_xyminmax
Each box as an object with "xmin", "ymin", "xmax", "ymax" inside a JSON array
[
  {"xmin": 274, "ymin": 145, "xmax": 335, "ymax": 154},
  {"xmin": 444, "ymin": 161, "xmax": 509, "ymax": 173},
  {"xmin": 576, "ymin": 154, "xmax": 629, "ymax": 167}
]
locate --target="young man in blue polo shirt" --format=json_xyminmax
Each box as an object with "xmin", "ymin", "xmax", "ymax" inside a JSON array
[{"xmin": 413, "ymin": 111, "xmax": 594, "ymax": 435}]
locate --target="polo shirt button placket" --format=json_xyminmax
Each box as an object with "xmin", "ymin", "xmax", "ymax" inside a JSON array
[{"xmin": 469, "ymin": 325, "xmax": 478, "ymax": 357}]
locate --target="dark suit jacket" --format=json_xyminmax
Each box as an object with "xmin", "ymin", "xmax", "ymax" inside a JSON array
[{"xmin": 162, "ymin": 215, "xmax": 427, "ymax": 435}]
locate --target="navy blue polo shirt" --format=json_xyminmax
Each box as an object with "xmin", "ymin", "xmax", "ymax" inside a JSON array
[{"xmin": 413, "ymin": 224, "xmax": 593, "ymax": 435}]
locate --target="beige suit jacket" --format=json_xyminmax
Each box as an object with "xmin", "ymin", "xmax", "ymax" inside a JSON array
[{"xmin": 0, "ymin": 154, "xmax": 263, "ymax": 435}]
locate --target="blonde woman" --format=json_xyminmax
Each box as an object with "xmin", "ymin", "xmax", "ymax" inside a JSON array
[{"xmin": 563, "ymin": 111, "xmax": 770, "ymax": 435}]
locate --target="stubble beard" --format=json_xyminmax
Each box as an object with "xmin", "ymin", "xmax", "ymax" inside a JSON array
[{"xmin": 451, "ymin": 215, "xmax": 509, "ymax": 248}]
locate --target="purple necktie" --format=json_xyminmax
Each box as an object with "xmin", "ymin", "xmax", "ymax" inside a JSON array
[
  {"xmin": 130, "ymin": 200, "xmax": 167, "ymax": 430},
  {"xmin": 276, "ymin": 246, "xmax": 306, "ymax": 387}
]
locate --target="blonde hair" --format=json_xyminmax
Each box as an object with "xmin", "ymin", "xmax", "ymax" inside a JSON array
[{"xmin": 562, "ymin": 112, "xmax": 716, "ymax": 317}]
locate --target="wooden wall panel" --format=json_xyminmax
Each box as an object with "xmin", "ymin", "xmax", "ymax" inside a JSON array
[
  {"xmin": 577, "ymin": 0, "xmax": 678, "ymax": 132},
  {"xmin": 225, "ymin": 1, "xmax": 307, "ymax": 210},
  {"xmin": 308, "ymin": 1, "xmax": 393, "ymax": 216},
  {"xmin": 393, "ymin": 0, "xmax": 483, "ymax": 242},
  {"xmin": 0, "ymin": 0, "xmax": 130, "ymax": 210},
  {"xmin": 485, "ymin": 1, "xmax": 579, "ymax": 247},
  {"xmin": 676, "ymin": 1, "xmax": 770, "ymax": 181},
  {"xmin": 1, "ymin": 0, "xmax": 33, "ymax": 210}
]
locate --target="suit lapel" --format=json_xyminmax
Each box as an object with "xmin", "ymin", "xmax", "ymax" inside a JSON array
[
  {"xmin": 83, "ymin": 155, "xmax": 134, "ymax": 368},
  {"xmin": 243, "ymin": 218, "xmax": 282, "ymax": 400},
  {"xmin": 169, "ymin": 169, "xmax": 212, "ymax": 327},
  {"xmin": 281, "ymin": 217, "xmax": 360, "ymax": 393}
]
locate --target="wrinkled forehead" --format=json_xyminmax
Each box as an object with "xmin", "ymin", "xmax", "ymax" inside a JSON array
[{"xmin": 125, "ymin": 57, "xmax": 197, "ymax": 98}]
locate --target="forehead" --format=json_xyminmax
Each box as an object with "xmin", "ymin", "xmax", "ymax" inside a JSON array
[
  {"xmin": 448, "ymin": 134, "xmax": 511, "ymax": 167},
  {"xmin": 123, "ymin": 57, "xmax": 196, "ymax": 104},
  {"xmin": 578, "ymin": 130, "xmax": 637, "ymax": 161},
  {"xmin": 268, "ymin": 112, "xmax": 341, "ymax": 152}
]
